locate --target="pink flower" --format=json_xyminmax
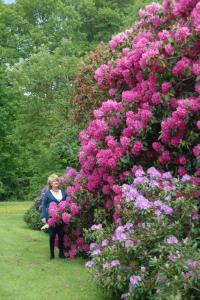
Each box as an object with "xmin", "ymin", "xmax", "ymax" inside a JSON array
[
  {"xmin": 109, "ymin": 31, "xmax": 131, "ymax": 49},
  {"xmin": 58, "ymin": 201, "xmax": 66, "ymax": 210},
  {"xmin": 91, "ymin": 224, "xmax": 102, "ymax": 230},
  {"xmin": 85, "ymin": 260, "xmax": 94, "ymax": 268},
  {"xmin": 164, "ymin": 236, "xmax": 179, "ymax": 244},
  {"xmin": 129, "ymin": 275, "xmax": 141, "ymax": 288},
  {"xmin": 193, "ymin": 144, "xmax": 200, "ymax": 157},
  {"xmin": 182, "ymin": 174, "xmax": 191, "ymax": 182},
  {"xmin": 48, "ymin": 217, "xmax": 56, "ymax": 227},
  {"xmin": 152, "ymin": 142, "xmax": 162, "ymax": 152},
  {"xmin": 76, "ymin": 237, "xmax": 84, "ymax": 246},
  {"xmin": 196, "ymin": 120, "xmax": 200, "ymax": 129},
  {"xmin": 120, "ymin": 136, "xmax": 130, "ymax": 148},
  {"xmin": 135, "ymin": 195, "xmax": 151, "ymax": 210},
  {"xmin": 151, "ymin": 92, "xmax": 161, "ymax": 104},
  {"xmin": 102, "ymin": 185, "xmax": 110, "ymax": 195},
  {"xmin": 94, "ymin": 64, "xmax": 110, "ymax": 84},
  {"xmin": 109, "ymin": 88, "xmax": 116, "ymax": 96},
  {"xmin": 69, "ymin": 203, "xmax": 79, "ymax": 216},
  {"xmin": 192, "ymin": 2, "xmax": 200, "ymax": 34},
  {"xmin": 161, "ymin": 82, "xmax": 171, "ymax": 94},
  {"xmin": 158, "ymin": 150, "xmax": 170, "ymax": 164},
  {"xmin": 131, "ymin": 141, "xmax": 143, "ymax": 155},
  {"xmin": 177, "ymin": 155, "xmax": 187, "ymax": 164},
  {"xmin": 69, "ymin": 248, "xmax": 76, "ymax": 259},
  {"xmin": 73, "ymin": 228, "xmax": 81, "ymax": 236},
  {"xmin": 65, "ymin": 167, "xmax": 77, "ymax": 177},
  {"xmin": 112, "ymin": 185, "xmax": 122, "ymax": 194},
  {"xmin": 174, "ymin": 27, "xmax": 190, "ymax": 42},
  {"xmin": 82, "ymin": 244, "xmax": 90, "ymax": 252},
  {"xmin": 48, "ymin": 202, "xmax": 58, "ymax": 217},
  {"xmin": 172, "ymin": 57, "xmax": 191, "ymax": 75},
  {"xmin": 158, "ymin": 30, "xmax": 170, "ymax": 41},
  {"xmin": 62, "ymin": 212, "xmax": 71, "ymax": 224},
  {"xmin": 178, "ymin": 167, "xmax": 187, "ymax": 176},
  {"xmin": 192, "ymin": 60, "xmax": 200, "ymax": 75},
  {"xmin": 165, "ymin": 43, "xmax": 174, "ymax": 55},
  {"xmin": 105, "ymin": 199, "xmax": 113, "ymax": 209},
  {"xmin": 147, "ymin": 167, "xmax": 161, "ymax": 178},
  {"xmin": 122, "ymin": 90, "xmax": 138, "ymax": 102},
  {"xmin": 195, "ymin": 82, "xmax": 200, "ymax": 94}
]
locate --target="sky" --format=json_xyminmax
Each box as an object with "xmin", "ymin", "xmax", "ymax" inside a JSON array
[{"xmin": 4, "ymin": 0, "xmax": 15, "ymax": 3}]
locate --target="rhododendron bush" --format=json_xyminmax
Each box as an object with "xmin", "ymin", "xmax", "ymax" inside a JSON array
[
  {"xmin": 71, "ymin": 43, "xmax": 111, "ymax": 125},
  {"xmin": 75, "ymin": 0, "xmax": 200, "ymax": 221},
  {"xmin": 85, "ymin": 169, "xmax": 200, "ymax": 299},
  {"xmin": 44, "ymin": 0, "xmax": 200, "ymax": 261}
]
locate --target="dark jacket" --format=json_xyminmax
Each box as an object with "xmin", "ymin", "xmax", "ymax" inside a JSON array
[{"xmin": 41, "ymin": 189, "xmax": 67, "ymax": 219}]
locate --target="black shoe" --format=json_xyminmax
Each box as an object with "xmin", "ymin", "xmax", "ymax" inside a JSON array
[
  {"xmin": 50, "ymin": 255, "xmax": 55, "ymax": 260},
  {"xmin": 59, "ymin": 253, "xmax": 66, "ymax": 259}
]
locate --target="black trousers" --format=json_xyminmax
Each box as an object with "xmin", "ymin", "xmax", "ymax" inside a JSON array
[{"xmin": 48, "ymin": 223, "xmax": 64, "ymax": 257}]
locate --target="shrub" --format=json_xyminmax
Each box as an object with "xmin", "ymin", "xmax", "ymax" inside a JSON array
[
  {"xmin": 24, "ymin": 204, "xmax": 42, "ymax": 230},
  {"xmin": 70, "ymin": 0, "xmax": 200, "ymax": 227},
  {"xmin": 37, "ymin": 0, "xmax": 200, "ymax": 263},
  {"xmin": 85, "ymin": 168, "xmax": 200, "ymax": 299},
  {"xmin": 24, "ymin": 186, "xmax": 48, "ymax": 230},
  {"xmin": 71, "ymin": 42, "xmax": 111, "ymax": 126}
]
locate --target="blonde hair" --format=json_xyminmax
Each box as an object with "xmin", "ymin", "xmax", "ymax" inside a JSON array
[{"xmin": 47, "ymin": 174, "xmax": 60, "ymax": 189}]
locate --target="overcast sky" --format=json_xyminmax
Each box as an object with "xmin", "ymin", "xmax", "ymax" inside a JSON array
[{"xmin": 4, "ymin": 0, "xmax": 15, "ymax": 3}]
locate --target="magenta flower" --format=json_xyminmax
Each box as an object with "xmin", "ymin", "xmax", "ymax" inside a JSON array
[
  {"xmin": 82, "ymin": 244, "xmax": 90, "ymax": 252},
  {"xmin": 58, "ymin": 201, "xmax": 66, "ymax": 210},
  {"xmin": 48, "ymin": 217, "xmax": 56, "ymax": 227},
  {"xmin": 172, "ymin": 57, "xmax": 191, "ymax": 75},
  {"xmin": 152, "ymin": 142, "xmax": 162, "ymax": 153},
  {"xmin": 161, "ymin": 82, "xmax": 171, "ymax": 94},
  {"xmin": 165, "ymin": 43, "xmax": 174, "ymax": 55},
  {"xmin": 131, "ymin": 141, "xmax": 143, "ymax": 155},
  {"xmin": 70, "ymin": 203, "xmax": 79, "ymax": 216},
  {"xmin": 76, "ymin": 237, "xmax": 84, "ymax": 247},
  {"xmin": 193, "ymin": 144, "xmax": 200, "ymax": 157},
  {"xmin": 178, "ymin": 167, "xmax": 187, "ymax": 176},
  {"xmin": 62, "ymin": 212, "xmax": 71, "ymax": 224}
]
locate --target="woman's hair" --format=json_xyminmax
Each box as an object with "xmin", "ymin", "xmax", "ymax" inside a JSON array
[{"xmin": 47, "ymin": 174, "xmax": 60, "ymax": 189}]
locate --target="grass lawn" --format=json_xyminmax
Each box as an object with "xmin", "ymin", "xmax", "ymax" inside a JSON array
[{"xmin": 0, "ymin": 202, "xmax": 110, "ymax": 300}]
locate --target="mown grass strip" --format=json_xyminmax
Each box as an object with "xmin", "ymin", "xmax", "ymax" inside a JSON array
[{"xmin": 0, "ymin": 201, "xmax": 109, "ymax": 300}]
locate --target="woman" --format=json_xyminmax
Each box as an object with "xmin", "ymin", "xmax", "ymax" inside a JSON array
[{"xmin": 41, "ymin": 174, "xmax": 67, "ymax": 259}]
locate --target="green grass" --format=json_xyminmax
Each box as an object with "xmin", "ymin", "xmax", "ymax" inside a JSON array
[{"xmin": 0, "ymin": 202, "xmax": 109, "ymax": 300}]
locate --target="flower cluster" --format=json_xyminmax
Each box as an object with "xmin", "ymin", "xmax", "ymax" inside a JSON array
[
  {"xmin": 45, "ymin": 168, "xmax": 92, "ymax": 259},
  {"xmin": 85, "ymin": 169, "xmax": 200, "ymax": 299},
  {"xmin": 70, "ymin": 0, "xmax": 200, "ymax": 228},
  {"xmin": 42, "ymin": 0, "xmax": 200, "ymax": 263}
]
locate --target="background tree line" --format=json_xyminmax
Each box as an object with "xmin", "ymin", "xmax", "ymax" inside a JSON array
[{"xmin": 0, "ymin": 0, "xmax": 150, "ymax": 201}]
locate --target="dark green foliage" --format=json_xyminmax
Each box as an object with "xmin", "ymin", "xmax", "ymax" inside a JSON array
[
  {"xmin": 24, "ymin": 204, "xmax": 42, "ymax": 230},
  {"xmin": 1, "ymin": 0, "xmax": 153, "ymax": 201}
]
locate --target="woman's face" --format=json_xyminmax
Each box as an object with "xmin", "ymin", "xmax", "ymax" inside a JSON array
[{"xmin": 51, "ymin": 178, "xmax": 60, "ymax": 189}]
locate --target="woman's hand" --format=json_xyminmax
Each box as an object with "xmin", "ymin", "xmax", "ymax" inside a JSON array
[{"xmin": 41, "ymin": 218, "xmax": 46, "ymax": 224}]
